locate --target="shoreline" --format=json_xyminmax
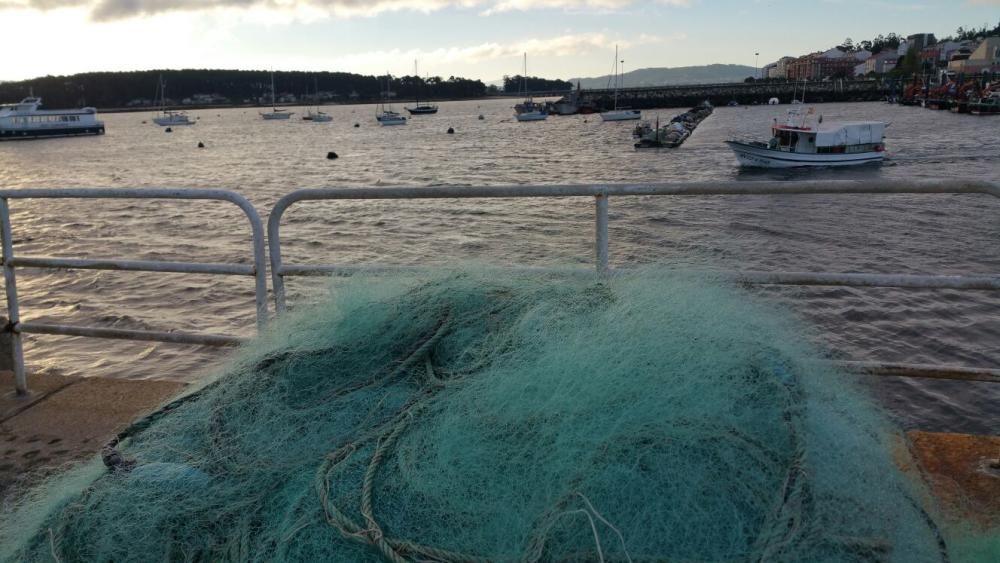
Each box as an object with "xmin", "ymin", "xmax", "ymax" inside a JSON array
[{"xmin": 96, "ymin": 95, "xmax": 544, "ymax": 115}]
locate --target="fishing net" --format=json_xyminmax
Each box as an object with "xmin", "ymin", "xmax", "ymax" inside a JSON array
[{"xmin": 0, "ymin": 267, "xmax": 988, "ymax": 562}]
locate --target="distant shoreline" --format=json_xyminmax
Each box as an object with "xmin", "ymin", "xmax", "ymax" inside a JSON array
[{"xmin": 96, "ymin": 95, "xmax": 546, "ymax": 115}]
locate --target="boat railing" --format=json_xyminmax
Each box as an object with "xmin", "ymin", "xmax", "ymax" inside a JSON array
[
  {"xmin": 267, "ymin": 179, "xmax": 1000, "ymax": 385},
  {"xmin": 0, "ymin": 188, "xmax": 268, "ymax": 395}
]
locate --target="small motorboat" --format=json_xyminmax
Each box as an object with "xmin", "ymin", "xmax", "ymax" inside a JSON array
[
  {"xmin": 725, "ymin": 108, "xmax": 887, "ymax": 168},
  {"xmin": 303, "ymin": 109, "xmax": 332, "ymax": 122}
]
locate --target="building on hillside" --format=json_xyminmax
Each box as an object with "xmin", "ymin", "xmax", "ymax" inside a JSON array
[
  {"xmin": 947, "ymin": 36, "xmax": 1000, "ymax": 74},
  {"xmin": 181, "ymin": 93, "xmax": 229, "ymax": 105},
  {"xmin": 855, "ymin": 51, "xmax": 900, "ymax": 76},
  {"xmin": 769, "ymin": 56, "xmax": 795, "ymax": 79},
  {"xmin": 760, "ymin": 62, "xmax": 778, "ymax": 79},
  {"xmin": 906, "ymin": 33, "xmax": 937, "ymax": 52},
  {"xmin": 787, "ymin": 50, "xmax": 865, "ymax": 80}
]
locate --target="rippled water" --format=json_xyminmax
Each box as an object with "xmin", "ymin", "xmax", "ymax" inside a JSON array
[{"xmin": 0, "ymin": 99, "xmax": 997, "ymax": 433}]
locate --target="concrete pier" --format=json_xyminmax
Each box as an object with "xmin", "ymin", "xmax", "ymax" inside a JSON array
[
  {"xmin": 0, "ymin": 371, "xmax": 184, "ymax": 494},
  {"xmin": 565, "ymin": 79, "xmax": 886, "ymax": 111}
]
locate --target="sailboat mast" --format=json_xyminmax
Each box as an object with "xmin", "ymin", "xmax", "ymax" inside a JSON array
[
  {"xmin": 414, "ymin": 60, "xmax": 419, "ymax": 106},
  {"xmin": 271, "ymin": 71, "xmax": 277, "ymax": 111},
  {"xmin": 522, "ymin": 53, "xmax": 527, "ymax": 100},
  {"xmin": 613, "ymin": 45, "xmax": 619, "ymax": 111}
]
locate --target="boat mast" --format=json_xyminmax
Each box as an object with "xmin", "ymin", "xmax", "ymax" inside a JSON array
[
  {"xmin": 271, "ymin": 70, "xmax": 277, "ymax": 111},
  {"xmin": 414, "ymin": 60, "xmax": 419, "ymax": 106},
  {"xmin": 522, "ymin": 53, "xmax": 528, "ymax": 101},
  {"xmin": 613, "ymin": 45, "xmax": 619, "ymax": 111}
]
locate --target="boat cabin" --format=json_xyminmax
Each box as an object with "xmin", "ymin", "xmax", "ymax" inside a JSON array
[{"xmin": 769, "ymin": 120, "xmax": 885, "ymax": 154}]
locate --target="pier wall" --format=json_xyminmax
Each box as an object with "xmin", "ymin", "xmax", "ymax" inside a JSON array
[{"xmin": 576, "ymin": 79, "xmax": 887, "ymax": 109}]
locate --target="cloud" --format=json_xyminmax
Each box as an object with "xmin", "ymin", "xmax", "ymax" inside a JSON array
[
  {"xmin": 0, "ymin": 0, "xmax": 689, "ymax": 21},
  {"xmin": 325, "ymin": 31, "xmax": 678, "ymax": 74}
]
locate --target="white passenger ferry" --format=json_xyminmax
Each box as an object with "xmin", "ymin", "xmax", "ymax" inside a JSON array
[
  {"xmin": 0, "ymin": 97, "xmax": 105, "ymax": 140},
  {"xmin": 726, "ymin": 108, "xmax": 886, "ymax": 168}
]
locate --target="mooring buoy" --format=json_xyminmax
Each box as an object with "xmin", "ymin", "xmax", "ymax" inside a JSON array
[
  {"xmin": 165, "ymin": 127, "xmax": 173, "ymax": 133},
  {"xmin": 197, "ymin": 142, "xmax": 205, "ymax": 148},
  {"xmin": 447, "ymin": 127, "xmax": 455, "ymax": 134},
  {"xmin": 354, "ymin": 123, "xmax": 360, "ymax": 128},
  {"xmin": 327, "ymin": 151, "xmax": 339, "ymax": 160},
  {"xmin": 477, "ymin": 114, "xmax": 485, "ymax": 120}
]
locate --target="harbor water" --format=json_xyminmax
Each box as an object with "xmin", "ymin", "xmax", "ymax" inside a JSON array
[{"xmin": 0, "ymin": 99, "xmax": 997, "ymax": 434}]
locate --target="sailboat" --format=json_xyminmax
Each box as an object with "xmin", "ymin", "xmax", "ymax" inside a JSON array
[
  {"xmin": 261, "ymin": 71, "xmax": 294, "ymax": 120},
  {"xmin": 152, "ymin": 76, "xmax": 194, "ymax": 126},
  {"xmin": 376, "ymin": 73, "xmax": 407, "ymax": 126},
  {"xmin": 303, "ymin": 77, "xmax": 332, "ymax": 122},
  {"xmin": 601, "ymin": 46, "xmax": 641, "ymax": 122},
  {"xmin": 405, "ymin": 61, "xmax": 439, "ymax": 115},
  {"xmin": 514, "ymin": 53, "xmax": 547, "ymax": 122}
]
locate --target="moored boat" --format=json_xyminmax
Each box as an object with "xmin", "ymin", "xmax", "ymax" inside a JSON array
[
  {"xmin": 152, "ymin": 76, "xmax": 194, "ymax": 126},
  {"xmin": 514, "ymin": 53, "xmax": 547, "ymax": 122},
  {"xmin": 376, "ymin": 73, "xmax": 407, "ymax": 126},
  {"xmin": 405, "ymin": 61, "xmax": 439, "ymax": 115},
  {"xmin": 726, "ymin": 108, "xmax": 887, "ymax": 168},
  {"xmin": 0, "ymin": 97, "xmax": 105, "ymax": 140},
  {"xmin": 303, "ymin": 109, "xmax": 332, "ymax": 122},
  {"xmin": 261, "ymin": 71, "xmax": 294, "ymax": 120},
  {"xmin": 599, "ymin": 46, "xmax": 640, "ymax": 122}
]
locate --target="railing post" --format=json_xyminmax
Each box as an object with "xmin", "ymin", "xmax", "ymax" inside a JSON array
[
  {"xmin": 595, "ymin": 193, "xmax": 609, "ymax": 273},
  {"xmin": 0, "ymin": 198, "xmax": 26, "ymax": 395}
]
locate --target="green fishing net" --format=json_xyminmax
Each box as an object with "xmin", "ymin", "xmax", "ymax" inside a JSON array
[{"xmin": 1, "ymin": 267, "xmax": 987, "ymax": 562}]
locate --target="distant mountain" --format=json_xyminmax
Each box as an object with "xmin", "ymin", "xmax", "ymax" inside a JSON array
[{"xmin": 569, "ymin": 64, "xmax": 758, "ymax": 89}]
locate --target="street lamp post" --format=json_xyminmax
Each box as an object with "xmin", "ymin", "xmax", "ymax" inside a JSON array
[{"xmin": 755, "ymin": 52, "xmax": 760, "ymax": 80}]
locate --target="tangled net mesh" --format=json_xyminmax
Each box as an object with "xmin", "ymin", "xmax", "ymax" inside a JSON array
[{"xmin": 1, "ymin": 267, "xmax": 992, "ymax": 562}]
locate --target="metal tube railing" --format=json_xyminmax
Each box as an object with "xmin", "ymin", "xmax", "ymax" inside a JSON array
[
  {"xmin": 266, "ymin": 179, "xmax": 999, "ymax": 384},
  {"xmin": 267, "ymin": 179, "xmax": 1000, "ymax": 314},
  {"xmin": 0, "ymin": 188, "xmax": 269, "ymax": 395}
]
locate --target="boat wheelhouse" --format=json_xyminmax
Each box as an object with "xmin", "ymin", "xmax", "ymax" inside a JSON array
[
  {"xmin": 0, "ymin": 97, "xmax": 105, "ymax": 140},
  {"xmin": 725, "ymin": 109, "xmax": 886, "ymax": 168}
]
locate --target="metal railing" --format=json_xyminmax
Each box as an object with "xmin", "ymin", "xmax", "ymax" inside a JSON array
[
  {"xmin": 0, "ymin": 188, "xmax": 268, "ymax": 395},
  {"xmin": 267, "ymin": 179, "xmax": 1000, "ymax": 383}
]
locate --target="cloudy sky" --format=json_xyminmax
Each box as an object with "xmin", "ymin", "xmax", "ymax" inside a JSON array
[{"xmin": 1, "ymin": 0, "xmax": 997, "ymax": 82}]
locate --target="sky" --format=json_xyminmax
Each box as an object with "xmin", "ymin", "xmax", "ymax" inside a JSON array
[{"xmin": 0, "ymin": 1, "xmax": 997, "ymax": 82}]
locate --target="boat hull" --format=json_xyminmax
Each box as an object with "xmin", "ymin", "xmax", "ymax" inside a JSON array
[
  {"xmin": 377, "ymin": 116, "xmax": 407, "ymax": 126},
  {"xmin": 725, "ymin": 141, "xmax": 884, "ymax": 168},
  {"xmin": 600, "ymin": 110, "xmax": 641, "ymax": 122},
  {"xmin": 152, "ymin": 117, "xmax": 194, "ymax": 126},
  {"xmin": 0, "ymin": 126, "xmax": 105, "ymax": 140},
  {"xmin": 515, "ymin": 111, "xmax": 547, "ymax": 122},
  {"xmin": 405, "ymin": 106, "xmax": 438, "ymax": 115},
  {"xmin": 261, "ymin": 112, "xmax": 293, "ymax": 120}
]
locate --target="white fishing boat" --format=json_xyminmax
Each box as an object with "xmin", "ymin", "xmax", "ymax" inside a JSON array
[
  {"xmin": 261, "ymin": 71, "xmax": 293, "ymax": 120},
  {"xmin": 376, "ymin": 73, "xmax": 407, "ymax": 126},
  {"xmin": 514, "ymin": 53, "xmax": 547, "ymax": 122},
  {"xmin": 152, "ymin": 77, "xmax": 194, "ymax": 126},
  {"xmin": 600, "ymin": 46, "xmax": 641, "ymax": 122},
  {"xmin": 725, "ymin": 108, "xmax": 887, "ymax": 168},
  {"xmin": 0, "ymin": 97, "xmax": 105, "ymax": 140}
]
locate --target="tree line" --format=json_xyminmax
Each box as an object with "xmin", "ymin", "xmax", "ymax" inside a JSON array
[
  {"xmin": 501, "ymin": 75, "xmax": 574, "ymax": 94},
  {"xmin": 0, "ymin": 69, "xmax": 507, "ymax": 108}
]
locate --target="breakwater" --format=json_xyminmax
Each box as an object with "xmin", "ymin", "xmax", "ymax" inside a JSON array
[{"xmin": 563, "ymin": 79, "xmax": 886, "ymax": 111}]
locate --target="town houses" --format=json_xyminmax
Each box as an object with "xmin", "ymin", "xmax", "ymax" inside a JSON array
[{"xmin": 762, "ymin": 31, "xmax": 999, "ymax": 83}]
